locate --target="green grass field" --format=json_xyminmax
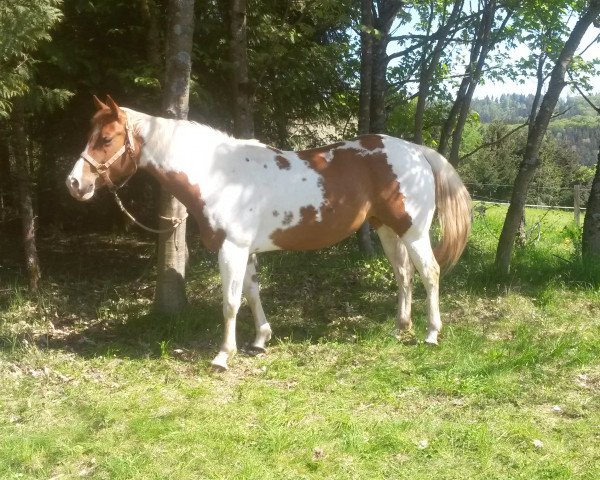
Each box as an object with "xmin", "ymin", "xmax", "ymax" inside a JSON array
[{"xmin": 1, "ymin": 205, "xmax": 599, "ymax": 479}]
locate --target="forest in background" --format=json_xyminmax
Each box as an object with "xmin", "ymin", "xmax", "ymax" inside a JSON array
[
  {"xmin": 472, "ymin": 94, "xmax": 600, "ymax": 166},
  {"xmin": 3, "ymin": 0, "xmax": 600, "ymax": 287}
]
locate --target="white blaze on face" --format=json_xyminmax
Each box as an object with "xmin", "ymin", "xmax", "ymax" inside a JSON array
[
  {"xmin": 66, "ymin": 157, "xmax": 96, "ymax": 201},
  {"xmin": 66, "ymin": 126, "xmax": 102, "ymax": 201}
]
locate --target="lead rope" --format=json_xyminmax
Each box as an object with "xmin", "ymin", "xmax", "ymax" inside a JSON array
[{"xmin": 111, "ymin": 189, "xmax": 188, "ymax": 237}]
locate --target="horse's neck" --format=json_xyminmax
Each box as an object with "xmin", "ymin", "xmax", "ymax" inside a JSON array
[{"xmin": 125, "ymin": 108, "xmax": 234, "ymax": 175}]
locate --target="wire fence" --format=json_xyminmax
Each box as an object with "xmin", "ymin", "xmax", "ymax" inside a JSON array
[{"xmin": 465, "ymin": 182, "xmax": 591, "ymax": 227}]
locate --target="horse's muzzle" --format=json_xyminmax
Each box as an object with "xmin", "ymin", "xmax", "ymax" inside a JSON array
[{"xmin": 66, "ymin": 173, "xmax": 95, "ymax": 201}]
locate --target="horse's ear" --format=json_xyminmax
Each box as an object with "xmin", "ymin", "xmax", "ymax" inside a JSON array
[
  {"xmin": 105, "ymin": 95, "xmax": 120, "ymax": 117},
  {"xmin": 93, "ymin": 95, "xmax": 108, "ymax": 110}
]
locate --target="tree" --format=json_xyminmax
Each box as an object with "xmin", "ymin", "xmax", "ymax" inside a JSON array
[
  {"xmin": 574, "ymin": 88, "xmax": 600, "ymax": 259},
  {"xmin": 154, "ymin": 0, "xmax": 195, "ymax": 315},
  {"xmin": 8, "ymin": 99, "xmax": 41, "ymax": 290},
  {"xmin": 0, "ymin": 0, "xmax": 62, "ymax": 117},
  {"xmin": 354, "ymin": 0, "xmax": 404, "ymax": 255},
  {"xmin": 495, "ymin": 0, "xmax": 600, "ymax": 274},
  {"xmin": 358, "ymin": 0, "xmax": 374, "ymax": 139},
  {"xmin": 0, "ymin": 0, "xmax": 64, "ymax": 290},
  {"xmin": 370, "ymin": 0, "xmax": 405, "ymax": 134},
  {"xmin": 438, "ymin": 0, "xmax": 513, "ymax": 165},
  {"xmin": 413, "ymin": 0, "xmax": 464, "ymax": 145},
  {"xmin": 583, "ymin": 146, "xmax": 600, "ymax": 259},
  {"xmin": 244, "ymin": 0, "xmax": 358, "ymax": 148},
  {"xmin": 357, "ymin": 0, "xmax": 377, "ymax": 256},
  {"xmin": 231, "ymin": 0, "xmax": 253, "ymax": 139}
]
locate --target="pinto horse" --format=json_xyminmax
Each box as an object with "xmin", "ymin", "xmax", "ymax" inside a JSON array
[{"xmin": 66, "ymin": 96, "xmax": 471, "ymax": 370}]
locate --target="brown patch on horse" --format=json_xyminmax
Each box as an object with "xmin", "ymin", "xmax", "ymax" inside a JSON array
[
  {"xmin": 270, "ymin": 143, "xmax": 412, "ymax": 250},
  {"xmin": 144, "ymin": 165, "xmax": 226, "ymax": 251},
  {"xmin": 357, "ymin": 134, "xmax": 385, "ymax": 150},
  {"xmin": 275, "ymin": 155, "xmax": 291, "ymax": 170}
]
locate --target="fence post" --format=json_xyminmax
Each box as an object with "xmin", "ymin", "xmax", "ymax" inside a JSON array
[{"xmin": 574, "ymin": 184, "xmax": 581, "ymax": 227}]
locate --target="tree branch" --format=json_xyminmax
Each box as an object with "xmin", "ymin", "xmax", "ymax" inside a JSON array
[
  {"xmin": 459, "ymin": 107, "xmax": 571, "ymax": 163},
  {"xmin": 570, "ymin": 76, "xmax": 600, "ymax": 114},
  {"xmin": 459, "ymin": 121, "xmax": 529, "ymax": 162}
]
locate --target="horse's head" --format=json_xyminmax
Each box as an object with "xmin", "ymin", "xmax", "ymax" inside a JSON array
[{"xmin": 66, "ymin": 95, "xmax": 139, "ymax": 201}]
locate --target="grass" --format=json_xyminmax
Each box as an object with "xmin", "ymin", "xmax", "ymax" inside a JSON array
[{"xmin": 1, "ymin": 205, "xmax": 600, "ymax": 479}]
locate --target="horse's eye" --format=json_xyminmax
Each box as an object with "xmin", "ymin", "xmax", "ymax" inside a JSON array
[{"xmin": 102, "ymin": 137, "xmax": 112, "ymax": 145}]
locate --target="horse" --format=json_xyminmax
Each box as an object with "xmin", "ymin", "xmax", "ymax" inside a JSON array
[{"xmin": 66, "ymin": 96, "xmax": 471, "ymax": 370}]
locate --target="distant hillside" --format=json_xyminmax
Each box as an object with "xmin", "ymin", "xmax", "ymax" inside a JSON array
[{"xmin": 471, "ymin": 94, "xmax": 600, "ymax": 166}]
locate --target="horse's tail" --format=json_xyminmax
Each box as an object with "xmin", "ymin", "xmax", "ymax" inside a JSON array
[{"xmin": 422, "ymin": 148, "xmax": 471, "ymax": 270}]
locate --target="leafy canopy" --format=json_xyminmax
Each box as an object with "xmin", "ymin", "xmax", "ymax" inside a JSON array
[{"xmin": 0, "ymin": 0, "xmax": 63, "ymax": 117}]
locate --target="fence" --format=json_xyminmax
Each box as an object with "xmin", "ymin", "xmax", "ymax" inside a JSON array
[{"xmin": 465, "ymin": 183, "xmax": 591, "ymax": 227}]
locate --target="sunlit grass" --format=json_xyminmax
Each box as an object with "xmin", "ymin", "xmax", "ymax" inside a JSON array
[{"xmin": 1, "ymin": 209, "xmax": 599, "ymax": 479}]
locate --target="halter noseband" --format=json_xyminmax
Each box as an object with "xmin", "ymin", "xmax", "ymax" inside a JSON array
[{"xmin": 80, "ymin": 114, "xmax": 137, "ymax": 191}]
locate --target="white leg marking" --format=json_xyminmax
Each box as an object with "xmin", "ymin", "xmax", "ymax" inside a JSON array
[
  {"xmin": 377, "ymin": 226, "xmax": 414, "ymax": 335},
  {"xmin": 211, "ymin": 240, "xmax": 249, "ymax": 371},
  {"xmin": 402, "ymin": 235, "xmax": 441, "ymax": 345},
  {"xmin": 243, "ymin": 254, "xmax": 272, "ymax": 352}
]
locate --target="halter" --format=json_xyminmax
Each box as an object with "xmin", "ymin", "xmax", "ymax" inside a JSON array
[
  {"xmin": 80, "ymin": 114, "xmax": 137, "ymax": 191},
  {"xmin": 81, "ymin": 111, "xmax": 188, "ymax": 235}
]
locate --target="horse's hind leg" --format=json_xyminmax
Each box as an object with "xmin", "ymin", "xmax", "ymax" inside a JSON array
[
  {"xmin": 402, "ymin": 233, "xmax": 441, "ymax": 345},
  {"xmin": 243, "ymin": 254, "xmax": 272, "ymax": 353},
  {"xmin": 377, "ymin": 226, "xmax": 414, "ymax": 335}
]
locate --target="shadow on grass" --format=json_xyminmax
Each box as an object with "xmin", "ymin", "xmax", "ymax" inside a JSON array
[
  {"xmin": 1, "ymin": 233, "xmax": 398, "ymax": 361},
  {"xmin": 2, "ymin": 230, "xmax": 600, "ymax": 363}
]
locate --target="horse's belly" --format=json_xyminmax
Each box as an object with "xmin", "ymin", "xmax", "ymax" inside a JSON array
[{"xmin": 266, "ymin": 201, "xmax": 370, "ymax": 251}]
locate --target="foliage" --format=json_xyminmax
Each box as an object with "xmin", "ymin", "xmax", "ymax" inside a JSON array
[
  {"xmin": 459, "ymin": 121, "xmax": 593, "ymax": 206},
  {"xmin": 0, "ymin": 0, "xmax": 63, "ymax": 118},
  {"xmin": 472, "ymin": 95, "xmax": 600, "ymax": 167}
]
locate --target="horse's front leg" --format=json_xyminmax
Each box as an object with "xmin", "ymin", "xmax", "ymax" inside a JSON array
[
  {"xmin": 211, "ymin": 240, "xmax": 250, "ymax": 371},
  {"xmin": 243, "ymin": 254, "xmax": 272, "ymax": 352}
]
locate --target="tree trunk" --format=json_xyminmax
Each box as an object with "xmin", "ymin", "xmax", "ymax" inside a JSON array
[
  {"xmin": 10, "ymin": 98, "xmax": 41, "ymax": 291},
  {"xmin": 154, "ymin": 0, "xmax": 195, "ymax": 314},
  {"xmin": 582, "ymin": 146, "xmax": 600, "ymax": 259},
  {"xmin": 0, "ymin": 134, "xmax": 12, "ymax": 224},
  {"xmin": 273, "ymin": 91, "xmax": 290, "ymax": 149},
  {"xmin": 357, "ymin": 0, "xmax": 376, "ymax": 256},
  {"xmin": 231, "ymin": 0, "xmax": 254, "ymax": 139},
  {"xmin": 528, "ymin": 54, "xmax": 547, "ymax": 136},
  {"xmin": 370, "ymin": 34, "xmax": 388, "ymax": 134},
  {"xmin": 358, "ymin": 0, "xmax": 373, "ymax": 137},
  {"xmin": 370, "ymin": 0, "xmax": 403, "ymax": 134},
  {"xmin": 139, "ymin": 0, "xmax": 162, "ymax": 71},
  {"xmin": 495, "ymin": 1, "xmax": 600, "ymax": 274}
]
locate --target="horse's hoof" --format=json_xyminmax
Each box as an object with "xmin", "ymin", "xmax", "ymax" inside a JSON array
[
  {"xmin": 240, "ymin": 344, "xmax": 267, "ymax": 357},
  {"xmin": 394, "ymin": 330, "xmax": 417, "ymax": 345},
  {"xmin": 248, "ymin": 344, "xmax": 267, "ymax": 355},
  {"xmin": 424, "ymin": 330, "xmax": 439, "ymax": 346},
  {"xmin": 210, "ymin": 352, "xmax": 229, "ymax": 371},
  {"xmin": 210, "ymin": 361, "xmax": 228, "ymax": 372}
]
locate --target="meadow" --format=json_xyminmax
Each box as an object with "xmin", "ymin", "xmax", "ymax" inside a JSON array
[{"xmin": 1, "ymin": 204, "xmax": 599, "ymax": 479}]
